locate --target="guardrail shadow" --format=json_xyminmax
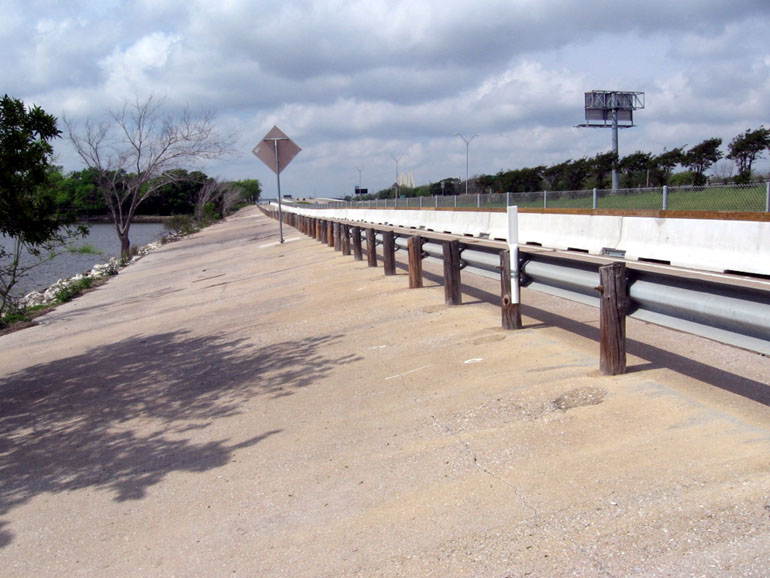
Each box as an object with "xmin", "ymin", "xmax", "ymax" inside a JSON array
[
  {"xmin": 414, "ymin": 265, "xmax": 770, "ymax": 407},
  {"xmin": 0, "ymin": 330, "xmax": 359, "ymax": 547}
]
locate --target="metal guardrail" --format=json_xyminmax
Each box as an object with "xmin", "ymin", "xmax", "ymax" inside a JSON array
[
  {"xmin": 268, "ymin": 208, "xmax": 770, "ymax": 356},
  {"xmin": 394, "ymin": 235, "xmax": 770, "ymax": 355}
]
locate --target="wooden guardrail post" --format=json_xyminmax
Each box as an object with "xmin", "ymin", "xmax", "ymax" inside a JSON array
[
  {"xmin": 408, "ymin": 236, "xmax": 424, "ymax": 288},
  {"xmin": 597, "ymin": 262, "xmax": 627, "ymax": 375},
  {"xmin": 382, "ymin": 230, "xmax": 396, "ymax": 275},
  {"xmin": 341, "ymin": 224, "xmax": 351, "ymax": 255},
  {"xmin": 315, "ymin": 219, "xmax": 321, "ymax": 241},
  {"xmin": 443, "ymin": 240, "xmax": 462, "ymax": 305},
  {"xmin": 352, "ymin": 226, "xmax": 363, "ymax": 261},
  {"xmin": 499, "ymin": 249, "xmax": 522, "ymax": 329},
  {"xmin": 333, "ymin": 222, "xmax": 342, "ymax": 251},
  {"xmin": 327, "ymin": 220, "xmax": 334, "ymax": 247},
  {"xmin": 366, "ymin": 228, "xmax": 377, "ymax": 267}
]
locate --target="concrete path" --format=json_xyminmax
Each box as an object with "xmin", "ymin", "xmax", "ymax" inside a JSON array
[{"xmin": 1, "ymin": 207, "xmax": 769, "ymax": 577}]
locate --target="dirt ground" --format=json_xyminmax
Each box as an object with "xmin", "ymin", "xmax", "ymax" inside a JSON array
[{"xmin": 1, "ymin": 206, "xmax": 769, "ymax": 577}]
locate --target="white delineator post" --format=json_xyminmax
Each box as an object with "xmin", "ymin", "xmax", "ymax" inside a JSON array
[
  {"xmin": 508, "ymin": 205, "xmax": 520, "ymax": 306},
  {"xmin": 500, "ymin": 205, "xmax": 522, "ymax": 329}
]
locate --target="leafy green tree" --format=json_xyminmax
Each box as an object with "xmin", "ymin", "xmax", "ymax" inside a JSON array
[
  {"xmin": 727, "ymin": 127, "xmax": 770, "ymax": 183},
  {"xmin": 50, "ymin": 167, "xmax": 106, "ymax": 217},
  {"xmin": 587, "ymin": 153, "xmax": 616, "ymax": 190},
  {"xmin": 684, "ymin": 138, "xmax": 722, "ymax": 186},
  {"xmin": 140, "ymin": 169, "xmax": 208, "ymax": 216},
  {"xmin": 0, "ymin": 95, "xmax": 83, "ymax": 318},
  {"xmin": 619, "ymin": 151, "xmax": 652, "ymax": 188},
  {"xmin": 230, "ymin": 179, "xmax": 261, "ymax": 203},
  {"xmin": 652, "ymin": 147, "xmax": 685, "ymax": 186}
]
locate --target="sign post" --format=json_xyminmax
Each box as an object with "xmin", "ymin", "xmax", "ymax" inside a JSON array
[{"xmin": 252, "ymin": 126, "xmax": 301, "ymax": 244}]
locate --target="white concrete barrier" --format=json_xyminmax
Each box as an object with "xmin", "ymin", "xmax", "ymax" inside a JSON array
[{"xmin": 275, "ymin": 204, "xmax": 770, "ymax": 276}]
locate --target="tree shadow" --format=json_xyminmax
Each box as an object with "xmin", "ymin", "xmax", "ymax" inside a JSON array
[{"xmin": 0, "ymin": 330, "xmax": 360, "ymax": 546}]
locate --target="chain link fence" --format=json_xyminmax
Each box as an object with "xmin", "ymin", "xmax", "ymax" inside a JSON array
[{"xmin": 302, "ymin": 182, "xmax": 770, "ymax": 213}]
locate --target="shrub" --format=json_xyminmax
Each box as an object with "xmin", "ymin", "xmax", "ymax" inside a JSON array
[
  {"xmin": 54, "ymin": 276, "xmax": 93, "ymax": 303},
  {"xmin": 164, "ymin": 214, "xmax": 198, "ymax": 236}
]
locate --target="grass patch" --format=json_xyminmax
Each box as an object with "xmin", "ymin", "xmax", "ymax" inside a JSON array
[{"xmin": 67, "ymin": 243, "xmax": 103, "ymax": 255}]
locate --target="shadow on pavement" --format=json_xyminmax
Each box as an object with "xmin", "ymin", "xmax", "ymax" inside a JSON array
[
  {"xmin": 0, "ymin": 330, "xmax": 359, "ymax": 547},
  {"xmin": 415, "ymin": 266, "xmax": 770, "ymax": 407}
]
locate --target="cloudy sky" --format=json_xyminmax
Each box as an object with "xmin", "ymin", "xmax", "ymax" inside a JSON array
[{"xmin": 3, "ymin": 0, "xmax": 770, "ymax": 197}]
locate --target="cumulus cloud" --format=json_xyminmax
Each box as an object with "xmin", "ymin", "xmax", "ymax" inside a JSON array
[{"xmin": 2, "ymin": 0, "xmax": 769, "ymax": 195}]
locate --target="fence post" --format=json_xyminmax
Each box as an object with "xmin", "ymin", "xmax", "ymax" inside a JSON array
[
  {"xmin": 597, "ymin": 262, "xmax": 627, "ymax": 375},
  {"xmin": 366, "ymin": 228, "xmax": 377, "ymax": 267},
  {"xmin": 766, "ymin": 182, "xmax": 769, "ymax": 212},
  {"xmin": 592, "ymin": 188, "xmax": 598, "ymax": 210},
  {"xmin": 543, "ymin": 190, "xmax": 547, "ymax": 208},
  {"xmin": 662, "ymin": 185, "xmax": 669, "ymax": 210},
  {"xmin": 327, "ymin": 221, "xmax": 334, "ymax": 247},
  {"xmin": 382, "ymin": 230, "xmax": 396, "ymax": 275},
  {"xmin": 477, "ymin": 194, "xmax": 481, "ymax": 209},
  {"xmin": 499, "ymin": 250, "xmax": 522, "ymax": 329},
  {"xmin": 443, "ymin": 240, "xmax": 462, "ymax": 306},
  {"xmin": 352, "ymin": 226, "xmax": 363, "ymax": 260},
  {"xmin": 435, "ymin": 195, "xmax": 438, "ymax": 208},
  {"xmin": 341, "ymin": 224, "xmax": 351, "ymax": 256},
  {"xmin": 506, "ymin": 191, "xmax": 510, "ymax": 206},
  {"xmin": 408, "ymin": 236, "xmax": 424, "ymax": 288},
  {"xmin": 316, "ymin": 219, "xmax": 322, "ymax": 241}
]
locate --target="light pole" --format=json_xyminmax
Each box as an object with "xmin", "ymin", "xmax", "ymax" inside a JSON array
[
  {"xmin": 455, "ymin": 133, "xmax": 478, "ymax": 196},
  {"xmin": 390, "ymin": 154, "xmax": 403, "ymax": 199},
  {"xmin": 355, "ymin": 166, "xmax": 363, "ymax": 195}
]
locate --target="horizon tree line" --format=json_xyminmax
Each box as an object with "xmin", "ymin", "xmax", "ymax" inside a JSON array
[{"xmin": 355, "ymin": 127, "xmax": 770, "ymax": 200}]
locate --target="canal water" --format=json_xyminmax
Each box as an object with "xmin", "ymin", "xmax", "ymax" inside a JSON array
[{"xmin": 1, "ymin": 223, "xmax": 166, "ymax": 298}]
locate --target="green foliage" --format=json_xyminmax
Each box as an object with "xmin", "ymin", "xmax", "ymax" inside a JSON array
[
  {"xmin": 684, "ymin": 138, "xmax": 723, "ymax": 186},
  {"xmin": 727, "ymin": 126, "xmax": 770, "ymax": 184},
  {"xmin": 200, "ymin": 202, "xmax": 221, "ymax": 223},
  {"xmin": 668, "ymin": 171, "xmax": 696, "ymax": 186},
  {"xmin": 0, "ymin": 95, "xmax": 86, "ymax": 319},
  {"xmin": 67, "ymin": 244, "xmax": 102, "ymax": 255},
  {"xmin": 141, "ymin": 169, "xmax": 208, "ymax": 215},
  {"xmin": 0, "ymin": 94, "xmax": 72, "ymax": 244},
  {"xmin": 619, "ymin": 151, "xmax": 652, "ymax": 188},
  {"xmin": 54, "ymin": 276, "xmax": 93, "ymax": 303},
  {"xmin": 229, "ymin": 179, "xmax": 261, "ymax": 202},
  {"xmin": 164, "ymin": 214, "xmax": 199, "ymax": 236},
  {"xmin": 653, "ymin": 148, "xmax": 685, "ymax": 185}
]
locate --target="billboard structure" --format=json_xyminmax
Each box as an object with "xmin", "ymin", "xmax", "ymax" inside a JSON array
[{"xmin": 578, "ymin": 90, "xmax": 644, "ymax": 190}]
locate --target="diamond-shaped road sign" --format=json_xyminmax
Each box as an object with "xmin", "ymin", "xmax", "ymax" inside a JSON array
[{"xmin": 252, "ymin": 126, "xmax": 301, "ymax": 175}]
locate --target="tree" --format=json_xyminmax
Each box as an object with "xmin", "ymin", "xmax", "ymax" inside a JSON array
[
  {"xmin": 230, "ymin": 179, "xmax": 261, "ymax": 204},
  {"xmin": 66, "ymin": 95, "xmax": 232, "ymax": 259},
  {"xmin": 727, "ymin": 127, "xmax": 770, "ymax": 183},
  {"xmin": 653, "ymin": 147, "xmax": 684, "ymax": 186},
  {"xmin": 0, "ymin": 95, "xmax": 83, "ymax": 318},
  {"xmin": 684, "ymin": 138, "xmax": 722, "ymax": 186},
  {"xmin": 587, "ymin": 152, "xmax": 616, "ymax": 190},
  {"xmin": 619, "ymin": 151, "xmax": 653, "ymax": 188}
]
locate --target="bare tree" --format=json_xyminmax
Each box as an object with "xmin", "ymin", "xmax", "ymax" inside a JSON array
[
  {"xmin": 220, "ymin": 183, "xmax": 244, "ymax": 216},
  {"xmin": 66, "ymin": 95, "xmax": 233, "ymax": 259},
  {"xmin": 194, "ymin": 178, "xmax": 221, "ymax": 222}
]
